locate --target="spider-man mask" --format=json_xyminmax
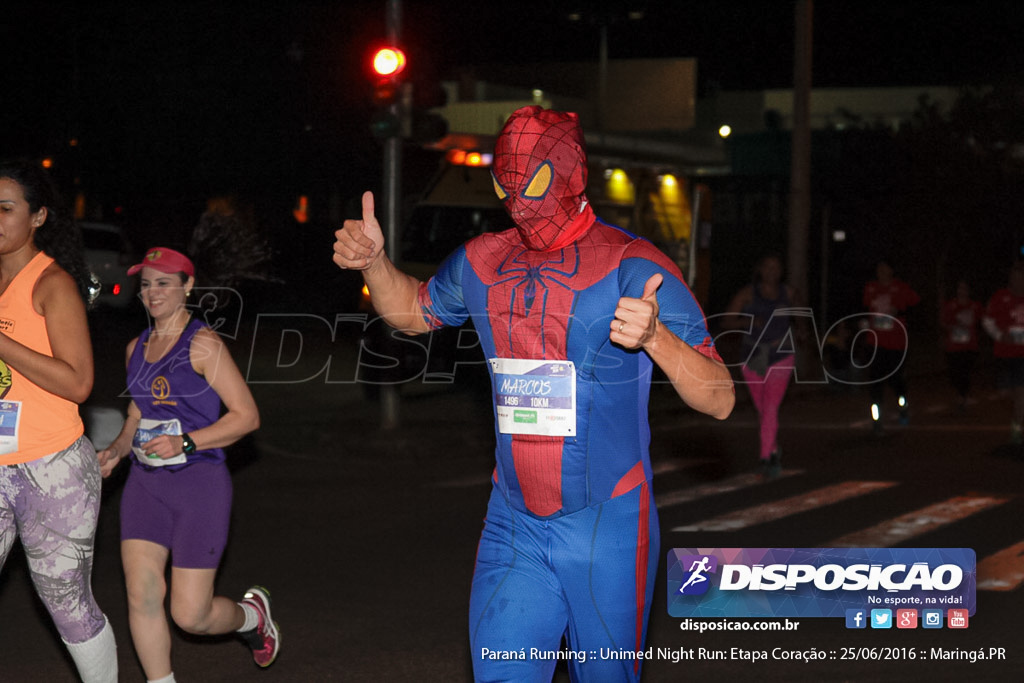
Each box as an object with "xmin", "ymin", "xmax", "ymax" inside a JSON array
[{"xmin": 492, "ymin": 106, "xmax": 594, "ymax": 251}]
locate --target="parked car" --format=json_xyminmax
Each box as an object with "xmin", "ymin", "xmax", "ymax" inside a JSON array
[{"xmin": 80, "ymin": 221, "xmax": 137, "ymax": 308}]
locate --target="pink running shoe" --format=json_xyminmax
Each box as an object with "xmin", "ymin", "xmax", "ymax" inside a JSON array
[{"xmin": 240, "ymin": 586, "xmax": 280, "ymax": 668}]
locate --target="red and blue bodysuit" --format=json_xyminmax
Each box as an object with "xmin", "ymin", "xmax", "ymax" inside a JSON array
[{"xmin": 418, "ymin": 107, "xmax": 718, "ymax": 681}]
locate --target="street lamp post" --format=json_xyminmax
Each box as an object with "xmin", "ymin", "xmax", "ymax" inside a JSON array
[{"xmin": 788, "ymin": 0, "xmax": 814, "ymax": 306}]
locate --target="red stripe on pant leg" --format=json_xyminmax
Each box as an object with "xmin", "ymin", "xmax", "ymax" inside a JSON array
[{"xmin": 634, "ymin": 481, "xmax": 650, "ymax": 676}]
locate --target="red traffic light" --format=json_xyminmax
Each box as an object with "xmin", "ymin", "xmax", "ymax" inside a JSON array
[{"xmin": 372, "ymin": 47, "xmax": 406, "ymax": 77}]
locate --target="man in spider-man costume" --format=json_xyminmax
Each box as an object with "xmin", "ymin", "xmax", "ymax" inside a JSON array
[{"xmin": 334, "ymin": 106, "xmax": 734, "ymax": 681}]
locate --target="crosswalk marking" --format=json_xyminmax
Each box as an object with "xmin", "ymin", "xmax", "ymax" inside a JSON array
[
  {"xmin": 655, "ymin": 470, "xmax": 802, "ymax": 509},
  {"xmin": 675, "ymin": 416, "xmax": 1006, "ymax": 432},
  {"xmin": 848, "ymin": 419, "xmax": 1005, "ymax": 431},
  {"xmin": 668, "ymin": 481, "xmax": 896, "ymax": 532},
  {"xmin": 826, "ymin": 495, "xmax": 1010, "ymax": 547},
  {"xmin": 977, "ymin": 541, "xmax": 1024, "ymax": 591},
  {"xmin": 652, "ymin": 457, "xmax": 715, "ymax": 475},
  {"xmin": 650, "ymin": 389, "xmax": 1013, "ymax": 434}
]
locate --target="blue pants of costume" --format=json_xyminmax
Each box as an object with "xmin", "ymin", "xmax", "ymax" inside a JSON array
[{"xmin": 470, "ymin": 484, "xmax": 659, "ymax": 682}]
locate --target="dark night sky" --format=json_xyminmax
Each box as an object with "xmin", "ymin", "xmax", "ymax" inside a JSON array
[
  {"xmin": 5, "ymin": 1, "xmax": 1024, "ymax": 210},
  {"xmin": 419, "ymin": 0, "xmax": 1024, "ymax": 89}
]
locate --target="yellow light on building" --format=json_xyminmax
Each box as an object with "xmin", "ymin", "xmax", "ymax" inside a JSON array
[
  {"xmin": 605, "ymin": 168, "xmax": 635, "ymax": 204},
  {"xmin": 649, "ymin": 174, "xmax": 691, "ymax": 242},
  {"xmin": 718, "ymin": 124, "xmax": 732, "ymax": 138},
  {"xmin": 658, "ymin": 174, "xmax": 683, "ymax": 204}
]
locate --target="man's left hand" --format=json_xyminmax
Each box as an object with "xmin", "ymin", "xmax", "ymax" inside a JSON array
[{"xmin": 610, "ymin": 273, "xmax": 662, "ymax": 350}]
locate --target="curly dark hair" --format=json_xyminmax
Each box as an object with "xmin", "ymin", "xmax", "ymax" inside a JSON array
[{"xmin": 0, "ymin": 159, "xmax": 94, "ymax": 304}]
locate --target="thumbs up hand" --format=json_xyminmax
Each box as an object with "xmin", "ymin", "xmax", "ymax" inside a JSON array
[
  {"xmin": 610, "ymin": 273, "xmax": 663, "ymax": 350},
  {"xmin": 333, "ymin": 190, "xmax": 385, "ymax": 271}
]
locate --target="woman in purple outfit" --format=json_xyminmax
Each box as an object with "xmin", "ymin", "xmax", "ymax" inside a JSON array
[{"xmin": 97, "ymin": 245, "xmax": 278, "ymax": 683}]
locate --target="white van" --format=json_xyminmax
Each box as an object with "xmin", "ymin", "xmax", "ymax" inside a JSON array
[{"xmin": 81, "ymin": 221, "xmax": 137, "ymax": 309}]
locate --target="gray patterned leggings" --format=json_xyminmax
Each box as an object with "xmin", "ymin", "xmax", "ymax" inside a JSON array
[{"xmin": 0, "ymin": 437, "xmax": 106, "ymax": 643}]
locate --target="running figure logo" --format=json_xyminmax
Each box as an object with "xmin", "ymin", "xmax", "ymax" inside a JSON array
[{"xmin": 677, "ymin": 554, "xmax": 718, "ymax": 595}]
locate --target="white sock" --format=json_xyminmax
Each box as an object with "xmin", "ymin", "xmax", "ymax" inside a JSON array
[
  {"xmin": 148, "ymin": 674, "xmax": 176, "ymax": 683},
  {"xmin": 63, "ymin": 615, "xmax": 118, "ymax": 683},
  {"xmin": 238, "ymin": 601, "xmax": 260, "ymax": 632}
]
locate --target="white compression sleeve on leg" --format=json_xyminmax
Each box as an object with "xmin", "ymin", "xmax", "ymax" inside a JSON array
[{"xmin": 63, "ymin": 615, "xmax": 118, "ymax": 683}]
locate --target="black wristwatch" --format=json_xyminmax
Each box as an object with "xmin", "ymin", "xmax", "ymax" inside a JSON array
[{"xmin": 181, "ymin": 433, "xmax": 197, "ymax": 455}]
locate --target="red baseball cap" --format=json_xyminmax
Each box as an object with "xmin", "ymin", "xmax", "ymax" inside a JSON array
[{"xmin": 127, "ymin": 247, "xmax": 195, "ymax": 277}]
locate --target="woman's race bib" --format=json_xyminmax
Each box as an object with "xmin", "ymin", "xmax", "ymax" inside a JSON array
[
  {"xmin": 132, "ymin": 417, "xmax": 188, "ymax": 466},
  {"xmin": 0, "ymin": 400, "xmax": 22, "ymax": 455}
]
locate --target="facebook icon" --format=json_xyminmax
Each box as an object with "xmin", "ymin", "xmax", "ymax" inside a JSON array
[{"xmin": 845, "ymin": 609, "xmax": 867, "ymax": 629}]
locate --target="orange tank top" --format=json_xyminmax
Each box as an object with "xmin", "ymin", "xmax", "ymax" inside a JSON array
[{"xmin": 0, "ymin": 251, "xmax": 85, "ymax": 465}]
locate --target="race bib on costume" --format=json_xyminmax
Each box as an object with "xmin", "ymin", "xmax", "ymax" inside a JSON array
[
  {"xmin": 132, "ymin": 417, "xmax": 188, "ymax": 466},
  {"xmin": 490, "ymin": 358, "xmax": 576, "ymax": 437}
]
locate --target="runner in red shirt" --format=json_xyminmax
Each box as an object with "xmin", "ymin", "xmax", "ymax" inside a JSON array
[
  {"xmin": 983, "ymin": 262, "xmax": 1024, "ymax": 444},
  {"xmin": 862, "ymin": 260, "xmax": 920, "ymax": 433}
]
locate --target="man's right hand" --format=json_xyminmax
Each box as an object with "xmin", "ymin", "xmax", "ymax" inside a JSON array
[{"xmin": 333, "ymin": 191, "xmax": 385, "ymax": 271}]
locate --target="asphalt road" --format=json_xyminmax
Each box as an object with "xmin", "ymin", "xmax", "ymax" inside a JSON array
[{"xmin": 2, "ymin": 302, "xmax": 1023, "ymax": 682}]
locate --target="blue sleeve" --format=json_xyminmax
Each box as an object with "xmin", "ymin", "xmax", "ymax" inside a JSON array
[
  {"xmin": 420, "ymin": 246, "xmax": 470, "ymax": 329},
  {"xmin": 619, "ymin": 254, "xmax": 713, "ymax": 349}
]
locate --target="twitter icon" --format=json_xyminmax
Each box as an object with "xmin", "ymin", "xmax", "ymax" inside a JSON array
[{"xmin": 870, "ymin": 609, "xmax": 893, "ymax": 629}]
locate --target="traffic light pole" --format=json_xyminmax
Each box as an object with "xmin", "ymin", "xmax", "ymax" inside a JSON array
[
  {"xmin": 380, "ymin": 121, "xmax": 401, "ymax": 430},
  {"xmin": 380, "ymin": 0, "xmax": 403, "ymax": 430}
]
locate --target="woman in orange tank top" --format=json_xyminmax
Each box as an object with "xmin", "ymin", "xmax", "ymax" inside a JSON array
[{"xmin": 0, "ymin": 159, "xmax": 117, "ymax": 682}]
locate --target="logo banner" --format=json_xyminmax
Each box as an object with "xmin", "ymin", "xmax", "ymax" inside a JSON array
[{"xmin": 667, "ymin": 548, "xmax": 976, "ymax": 618}]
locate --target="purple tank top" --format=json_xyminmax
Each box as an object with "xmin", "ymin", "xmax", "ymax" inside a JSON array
[{"xmin": 127, "ymin": 317, "xmax": 225, "ymax": 469}]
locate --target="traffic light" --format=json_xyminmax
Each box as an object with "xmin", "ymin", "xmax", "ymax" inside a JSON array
[
  {"xmin": 367, "ymin": 45, "xmax": 448, "ymax": 143},
  {"xmin": 370, "ymin": 46, "xmax": 406, "ymax": 140}
]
